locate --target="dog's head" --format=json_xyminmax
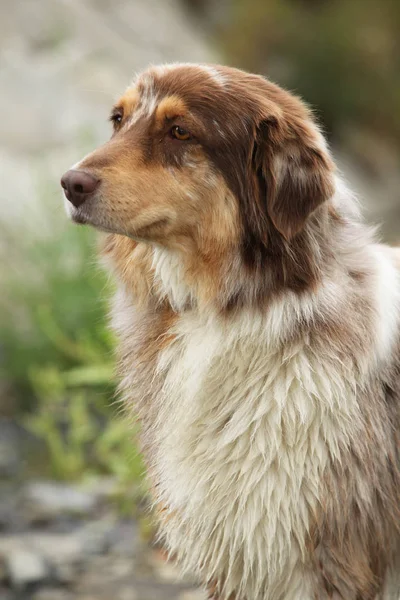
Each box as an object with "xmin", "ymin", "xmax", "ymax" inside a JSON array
[{"xmin": 61, "ymin": 63, "xmax": 335, "ymax": 270}]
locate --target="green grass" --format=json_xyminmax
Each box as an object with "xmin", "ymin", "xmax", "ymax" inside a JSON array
[{"xmin": 0, "ymin": 181, "xmax": 144, "ymax": 490}]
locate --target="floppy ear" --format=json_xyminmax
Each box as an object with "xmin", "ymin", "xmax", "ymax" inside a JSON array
[{"xmin": 254, "ymin": 117, "xmax": 335, "ymax": 241}]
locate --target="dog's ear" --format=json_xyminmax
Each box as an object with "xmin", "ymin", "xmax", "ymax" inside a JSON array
[{"xmin": 253, "ymin": 117, "xmax": 335, "ymax": 241}]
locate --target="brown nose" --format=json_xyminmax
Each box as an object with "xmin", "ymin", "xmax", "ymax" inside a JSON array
[{"xmin": 60, "ymin": 169, "xmax": 99, "ymax": 208}]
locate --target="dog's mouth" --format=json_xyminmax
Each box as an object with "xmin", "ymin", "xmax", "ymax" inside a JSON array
[
  {"xmin": 65, "ymin": 196, "xmax": 132, "ymax": 236},
  {"xmin": 62, "ymin": 179, "xmax": 175, "ymax": 241},
  {"xmin": 64, "ymin": 194, "xmax": 107, "ymax": 231},
  {"xmin": 63, "ymin": 194, "xmax": 88, "ymax": 223},
  {"xmin": 71, "ymin": 211, "xmax": 88, "ymax": 225}
]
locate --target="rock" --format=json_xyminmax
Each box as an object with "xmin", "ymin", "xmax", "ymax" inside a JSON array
[
  {"xmin": 85, "ymin": 477, "xmax": 120, "ymax": 501},
  {"xmin": 108, "ymin": 520, "xmax": 138, "ymax": 557},
  {"xmin": 0, "ymin": 554, "xmax": 7, "ymax": 583},
  {"xmin": 6, "ymin": 547, "xmax": 49, "ymax": 589},
  {"xmin": 79, "ymin": 520, "xmax": 114, "ymax": 555},
  {"xmin": 179, "ymin": 592, "xmax": 207, "ymax": 600},
  {"xmin": 0, "ymin": 530, "xmax": 85, "ymax": 587},
  {"xmin": 109, "ymin": 558, "xmax": 135, "ymax": 578},
  {"xmin": 24, "ymin": 481, "xmax": 98, "ymax": 521},
  {"xmin": 53, "ymin": 561, "xmax": 79, "ymax": 585},
  {"xmin": 24, "ymin": 531, "xmax": 86, "ymax": 567},
  {"xmin": 32, "ymin": 589, "xmax": 73, "ymax": 600},
  {"xmin": 0, "ymin": 419, "xmax": 23, "ymax": 479},
  {"xmin": 149, "ymin": 548, "xmax": 184, "ymax": 584},
  {"xmin": 0, "ymin": 484, "xmax": 18, "ymax": 532},
  {"xmin": 155, "ymin": 560, "xmax": 182, "ymax": 583}
]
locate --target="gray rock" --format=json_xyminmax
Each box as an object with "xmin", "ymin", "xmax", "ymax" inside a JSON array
[
  {"xmin": 6, "ymin": 548, "xmax": 49, "ymax": 589},
  {"xmin": 0, "ymin": 419, "xmax": 23, "ymax": 479},
  {"xmin": 79, "ymin": 520, "xmax": 114, "ymax": 555},
  {"xmin": 23, "ymin": 531, "xmax": 86, "ymax": 565},
  {"xmin": 108, "ymin": 520, "xmax": 139, "ymax": 557},
  {"xmin": 0, "ymin": 555, "xmax": 6, "ymax": 583},
  {"xmin": 32, "ymin": 589, "xmax": 73, "ymax": 600},
  {"xmin": 0, "ymin": 531, "xmax": 85, "ymax": 580},
  {"xmin": 0, "ymin": 485, "xmax": 18, "ymax": 532},
  {"xmin": 53, "ymin": 560, "xmax": 79, "ymax": 585},
  {"xmin": 24, "ymin": 481, "xmax": 98, "ymax": 521}
]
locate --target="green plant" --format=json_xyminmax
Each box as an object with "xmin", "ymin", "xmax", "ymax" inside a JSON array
[
  {"xmin": 25, "ymin": 361, "xmax": 144, "ymax": 486},
  {"xmin": 0, "ymin": 173, "xmax": 144, "ymax": 490}
]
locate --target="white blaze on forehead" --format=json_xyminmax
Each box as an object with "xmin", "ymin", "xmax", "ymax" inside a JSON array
[
  {"xmin": 126, "ymin": 72, "xmax": 159, "ymax": 126},
  {"xmin": 127, "ymin": 63, "xmax": 226, "ymax": 126},
  {"xmin": 149, "ymin": 62, "xmax": 226, "ymax": 87},
  {"xmin": 199, "ymin": 64, "xmax": 226, "ymax": 86}
]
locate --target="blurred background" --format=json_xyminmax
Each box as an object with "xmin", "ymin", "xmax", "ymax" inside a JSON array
[{"xmin": 0, "ymin": 1, "xmax": 399, "ymax": 598}]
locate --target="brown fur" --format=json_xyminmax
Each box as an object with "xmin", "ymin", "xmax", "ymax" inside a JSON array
[
  {"xmin": 73, "ymin": 64, "xmax": 339, "ymax": 311},
  {"xmin": 309, "ymin": 337, "xmax": 400, "ymax": 598}
]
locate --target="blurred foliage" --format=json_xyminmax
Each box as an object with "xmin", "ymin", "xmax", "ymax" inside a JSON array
[
  {"xmin": 194, "ymin": 0, "xmax": 400, "ymax": 144},
  {"xmin": 0, "ymin": 223, "xmax": 111, "ymax": 406},
  {"xmin": 26, "ymin": 362, "xmax": 143, "ymax": 484},
  {"xmin": 0, "ymin": 185, "xmax": 143, "ymax": 487}
]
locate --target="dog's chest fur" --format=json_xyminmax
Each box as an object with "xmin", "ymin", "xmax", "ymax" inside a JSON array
[
  {"xmin": 111, "ymin": 244, "xmax": 400, "ymax": 600},
  {"xmin": 138, "ymin": 301, "xmax": 365, "ymax": 599}
]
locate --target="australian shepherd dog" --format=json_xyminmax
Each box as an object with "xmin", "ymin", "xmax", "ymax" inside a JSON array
[{"xmin": 61, "ymin": 64, "xmax": 400, "ymax": 599}]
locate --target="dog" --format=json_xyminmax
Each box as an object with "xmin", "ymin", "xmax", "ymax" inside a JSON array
[{"xmin": 61, "ymin": 63, "xmax": 400, "ymax": 600}]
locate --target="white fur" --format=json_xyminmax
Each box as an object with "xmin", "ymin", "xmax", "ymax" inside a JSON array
[
  {"xmin": 148, "ymin": 303, "xmax": 360, "ymax": 599},
  {"xmin": 121, "ymin": 247, "xmax": 394, "ymax": 599},
  {"xmin": 370, "ymin": 245, "xmax": 400, "ymax": 364},
  {"xmin": 129, "ymin": 81, "xmax": 158, "ymax": 126},
  {"xmin": 151, "ymin": 246, "xmax": 193, "ymax": 311},
  {"xmin": 200, "ymin": 64, "xmax": 226, "ymax": 86}
]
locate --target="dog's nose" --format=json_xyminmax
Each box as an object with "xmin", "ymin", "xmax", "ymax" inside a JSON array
[{"xmin": 61, "ymin": 169, "xmax": 99, "ymax": 208}]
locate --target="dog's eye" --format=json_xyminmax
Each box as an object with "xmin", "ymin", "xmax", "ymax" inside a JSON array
[
  {"xmin": 110, "ymin": 111, "xmax": 123, "ymax": 127},
  {"xmin": 170, "ymin": 125, "xmax": 191, "ymax": 141}
]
